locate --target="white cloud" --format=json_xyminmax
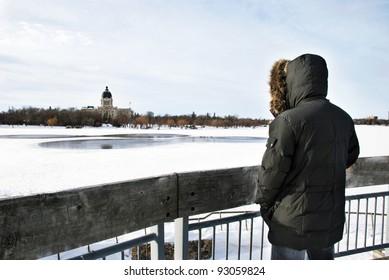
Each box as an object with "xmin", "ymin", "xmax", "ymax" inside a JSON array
[{"xmin": 0, "ymin": 20, "xmax": 92, "ymax": 55}]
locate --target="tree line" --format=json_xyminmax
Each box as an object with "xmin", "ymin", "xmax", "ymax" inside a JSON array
[
  {"xmin": 354, "ymin": 117, "xmax": 389, "ymax": 126},
  {"xmin": 2, "ymin": 107, "xmax": 386, "ymax": 128},
  {"xmin": 0, "ymin": 107, "xmax": 104, "ymax": 127},
  {"xmin": 0, "ymin": 107, "xmax": 270, "ymax": 128}
]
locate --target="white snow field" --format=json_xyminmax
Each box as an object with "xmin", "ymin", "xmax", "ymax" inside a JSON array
[
  {"xmin": 0, "ymin": 125, "xmax": 388, "ymax": 198},
  {"xmin": 0, "ymin": 125, "xmax": 268, "ymax": 198}
]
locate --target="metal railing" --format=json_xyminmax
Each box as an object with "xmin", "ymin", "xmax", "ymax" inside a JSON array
[
  {"xmin": 336, "ymin": 191, "xmax": 389, "ymax": 258},
  {"xmin": 187, "ymin": 211, "xmax": 265, "ymax": 260},
  {"xmin": 44, "ymin": 188, "xmax": 388, "ymax": 260}
]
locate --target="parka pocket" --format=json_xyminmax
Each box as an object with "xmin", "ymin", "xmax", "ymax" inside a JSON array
[
  {"xmin": 266, "ymin": 137, "xmax": 277, "ymax": 149},
  {"xmin": 262, "ymin": 201, "xmax": 280, "ymax": 227}
]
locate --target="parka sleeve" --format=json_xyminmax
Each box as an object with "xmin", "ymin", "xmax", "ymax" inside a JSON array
[
  {"xmin": 256, "ymin": 117, "xmax": 295, "ymax": 211},
  {"xmin": 346, "ymin": 125, "xmax": 360, "ymax": 168}
]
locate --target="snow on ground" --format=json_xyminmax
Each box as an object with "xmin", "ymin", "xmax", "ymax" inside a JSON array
[
  {"xmin": 0, "ymin": 125, "xmax": 268, "ymax": 198},
  {"xmin": 0, "ymin": 124, "xmax": 388, "ymax": 198}
]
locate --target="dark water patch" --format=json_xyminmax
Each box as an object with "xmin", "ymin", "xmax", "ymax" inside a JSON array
[
  {"xmin": 1, "ymin": 133, "xmax": 188, "ymax": 140},
  {"xmin": 38, "ymin": 134, "xmax": 266, "ymax": 150},
  {"xmin": 103, "ymin": 133, "xmax": 188, "ymax": 139},
  {"xmin": 0, "ymin": 134, "xmax": 83, "ymax": 139}
]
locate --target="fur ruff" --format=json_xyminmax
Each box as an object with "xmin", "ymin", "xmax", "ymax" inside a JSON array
[{"xmin": 269, "ymin": 59, "xmax": 289, "ymax": 117}]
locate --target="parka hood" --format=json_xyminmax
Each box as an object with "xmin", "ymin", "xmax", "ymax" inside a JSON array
[
  {"xmin": 286, "ymin": 54, "xmax": 328, "ymax": 109},
  {"xmin": 269, "ymin": 54, "xmax": 328, "ymax": 117}
]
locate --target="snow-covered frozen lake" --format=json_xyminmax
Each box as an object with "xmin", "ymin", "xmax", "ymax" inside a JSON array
[
  {"xmin": 1, "ymin": 124, "xmax": 388, "ymax": 260},
  {"xmin": 0, "ymin": 124, "xmax": 388, "ymax": 198}
]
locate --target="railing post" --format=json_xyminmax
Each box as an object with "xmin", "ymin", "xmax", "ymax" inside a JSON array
[
  {"xmin": 150, "ymin": 223, "xmax": 165, "ymax": 260},
  {"xmin": 386, "ymin": 190, "xmax": 389, "ymax": 257},
  {"xmin": 174, "ymin": 216, "xmax": 189, "ymax": 260}
]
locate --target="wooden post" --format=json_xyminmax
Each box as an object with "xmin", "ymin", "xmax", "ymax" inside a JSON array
[
  {"xmin": 150, "ymin": 224, "xmax": 165, "ymax": 260},
  {"xmin": 174, "ymin": 216, "xmax": 189, "ymax": 260}
]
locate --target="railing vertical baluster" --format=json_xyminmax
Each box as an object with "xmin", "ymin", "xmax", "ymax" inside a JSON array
[
  {"xmin": 212, "ymin": 226, "xmax": 216, "ymax": 260},
  {"xmin": 150, "ymin": 224, "xmax": 165, "ymax": 260},
  {"xmin": 225, "ymin": 223, "xmax": 229, "ymax": 260},
  {"xmin": 373, "ymin": 197, "xmax": 378, "ymax": 245},
  {"xmin": 249, "ymin": 218, "xmax": 254, "ymax": 260},
  {"xmin": 386, "ymin": 192, "xmax": 389, "ymax": 257},
  {"xmin": 347, "ymin": 199, "xmax": 351, "ymax": 250},
  {"xmin": 260, "ymin": 218, "xmax": 265, "ymax": 260},
  {"xmin": 198, "ymin": 229, "xmax": 202, "ymax": 260},
  {"xmin": 174, "ymin": 216, "xmax": 189, "ymax": 260},
  {"xmin": 238, "ymin": 221, "xmax": 242, "ymax": 260},
  {"xmin": 355, "ymin": 198, "xmax": 360, "ymax": 249},
  {"xmin": 364, "ymin": 198, "xmax": 369, "ymax": 248},
  {"xmin": 380, "ymin": 195, "xmax": 385, "ymax": 245}
]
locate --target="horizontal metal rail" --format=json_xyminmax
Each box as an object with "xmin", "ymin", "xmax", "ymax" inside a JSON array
[
  {"xmin": 345, "ymin": 191, "xmax": 389, "ymax": 200},
  {"xmin": 68, "ymin": 233, "xmax": 157, "ymax": 260},
  {"xmin": 189, "ymin": 212, "xmax": 261, "ymax": 231},
  {"xmin": 335, "ymin": 244, "xmax": 389, "ymax": 258}
]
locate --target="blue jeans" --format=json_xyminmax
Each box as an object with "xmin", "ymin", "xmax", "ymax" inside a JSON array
[{"xmin": 271, "ymin": 245, "xmax": 335, "ymax": 260}]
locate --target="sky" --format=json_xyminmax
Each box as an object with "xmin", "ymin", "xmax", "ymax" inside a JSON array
[{"xmin": 0, "ymin": 0, "xmax": 388, "ymax": 119}]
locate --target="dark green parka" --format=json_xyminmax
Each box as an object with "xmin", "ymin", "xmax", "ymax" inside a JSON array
[{"xmin": 256, "ymin": 54, "xmax": 360, "ymax": 250}]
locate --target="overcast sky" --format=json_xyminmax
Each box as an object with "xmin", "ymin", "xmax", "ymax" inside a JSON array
[{"xmin": 0, "ymin": 0, "xmax": 388, "ymax": 119}]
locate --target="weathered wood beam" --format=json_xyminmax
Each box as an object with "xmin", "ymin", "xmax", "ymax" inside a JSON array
[
  {"xmin": 177, "ymin": 166, "xmax": 259, "ymax": 217},
  {"xmin": 0, "ymin": 175, "xmax": 177, "ymax": 259},
  {"xmin": 346, "ymin": 156, "xmax": 389, "ymax": 188}
]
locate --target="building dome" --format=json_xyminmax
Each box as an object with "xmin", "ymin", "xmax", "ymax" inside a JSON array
[{"xmin": 102, "ymin": 86, "xmax": 112, "ymax": 98}]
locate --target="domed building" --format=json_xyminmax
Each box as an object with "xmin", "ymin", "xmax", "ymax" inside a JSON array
[
  {"xmin": 82, "ymin": 86, "xmax": 132, "ymax": 124},
  {"xmin": 99, "ymin": 86, "xmax": 116, "ymax": 121},
  {"xmin": 101, "ymin": 86, "xmax": 113, "ymax": 105}
]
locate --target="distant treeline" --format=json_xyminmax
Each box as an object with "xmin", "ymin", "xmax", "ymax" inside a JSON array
[
  {"xmin": 0, "ymin": 107, "xmax": 270, "ymax": 128},
  {"xmin": 1, "ymin": 107, "xmax": 387, "ymax": 128},
  {"xmin": 354, "ymin": 117, "xmax": 389, "ymax": 126},
  {"xmin": 0, "ymin": 107, "xmax": 104, "ymax": 127}
]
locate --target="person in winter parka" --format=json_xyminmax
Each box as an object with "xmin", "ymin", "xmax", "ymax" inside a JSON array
[{"xmin": 256, "ymin": 54, "xmax": 360, "ymax": 260}]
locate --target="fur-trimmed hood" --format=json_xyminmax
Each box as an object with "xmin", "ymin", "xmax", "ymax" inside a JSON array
[
  {"xmin": 269, "ymin": 59, "xmax": 289, "ymax": 117},
  {"xmin": 269, "ymin": 54, "xmax": 328, "ymax": 117}
]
